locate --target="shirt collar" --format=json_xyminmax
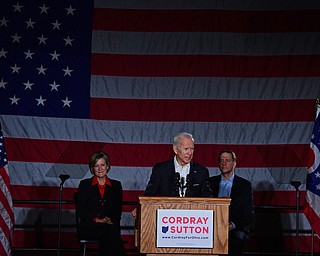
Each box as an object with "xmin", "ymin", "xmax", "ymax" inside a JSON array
[
  {"xmin": 91, "ymin": 175, "xmax": 112, "ymax": 186},
  {"xmin": 220, "ymin": 172, "xmax": 235, "ymax": 183}
]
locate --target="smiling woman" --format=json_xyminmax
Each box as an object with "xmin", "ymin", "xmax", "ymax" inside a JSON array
[{"xmin": 76, "ymin": 151, "xmax": 126, "ymax": 256}]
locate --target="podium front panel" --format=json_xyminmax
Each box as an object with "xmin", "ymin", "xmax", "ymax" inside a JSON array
[{"xmin": 138, "ymin": 196, "xmax": 230, "ymax": 255}]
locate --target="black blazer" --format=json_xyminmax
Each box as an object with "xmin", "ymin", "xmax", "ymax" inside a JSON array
[
  {"xmin": 144, "ymin": 158, "xmax": 212, "ymax": 197},
  {"xmin": 209, "ymin": 174, "xmax": 254, "ymax": 231},
  {"xmin": 77, "ymin": 177, "xmax": 123, "ymax": 226}
]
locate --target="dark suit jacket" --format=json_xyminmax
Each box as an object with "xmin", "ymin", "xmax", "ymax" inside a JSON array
[
  {"xmin": 209, "ymin": 174, "xmax": 254, "ymax": 231},
  {"xmin": 144, "ymin": 158, "xmax": 212, "ymax": 197},
  {"xmin": 77, "ymin": 177, "xmax": 123, "ymax": 226}
]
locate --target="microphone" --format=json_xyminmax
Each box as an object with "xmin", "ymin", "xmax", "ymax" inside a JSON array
[
  {"xmin": 180, "ymin": 176, "xmax": 185, "ymax": 197},
  {"xmin": 290, "ymin": 181, "xmax": 301, "ymax": 191},
  {"xmin": 184, "ymin": 174, "xmax": 192, "ymax": 196},
  {"xmin": 186, "ymin": 174, "xmax": 192, "ymax": 188},
  {"xmin": 59, "ymin": 174, "xmax": 70, "ymax": 185},
  {"xmin": 174, "ymin": 172, "xmax": 181, "ymax": 188},
  {"xmin": 180, "ymin": 176, "xmax": 185, "ymax": 187}
]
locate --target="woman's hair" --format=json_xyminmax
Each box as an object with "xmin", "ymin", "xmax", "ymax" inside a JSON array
[{"xmin": 89, "ymin": 151, "xmax": 111, "ymax": 175}]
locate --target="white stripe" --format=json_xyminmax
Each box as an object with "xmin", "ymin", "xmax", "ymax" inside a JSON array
[
  {"xmin": 8, "ymin": 161, "xmax": 307, "ymax": 190},
  {"xmin": 0, "ymin": 115, "xmax": 314, "ymax": 144},
  {"xmin": 90, "ymin": 76, "xmax": 320, "ymax": 99},
  {"xmin": 94, "ymin": 0, "xmax": 320, "ymax": 10},
  {"xmin": 92, "ymin": 31, "xmax": 320, "ymax": 55}
]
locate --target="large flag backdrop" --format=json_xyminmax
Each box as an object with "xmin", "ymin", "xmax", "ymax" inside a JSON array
[{"xmin": 1, "ymin": 0, "xmax": 320, "ymax": 253}]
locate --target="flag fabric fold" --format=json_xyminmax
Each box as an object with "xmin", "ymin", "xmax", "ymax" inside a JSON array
[
  {"xmin": 0, "ymin": 122, "xmax": 14, "ymax": 256},
  {"xmin": 304, "ymin": 99, "xmax": 320, "ymax": 236}
]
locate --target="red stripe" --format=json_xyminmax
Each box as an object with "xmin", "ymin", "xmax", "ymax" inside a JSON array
[
  {"xmin": 91, "ymin": 98, "xmax": 315, "ymax": 122},
  {"xmin": 0, "ymin": 167, "xmax": 10, "ymax": 189},
  {"xmin": 11, "ymin": 186, "xmax": 142, "ymax": 204},
  {"xmin": 248, "ymin": 233, "xmax": 317, "ymax": 252},
  {"xmin": 254, "ymin": 191, "xmax": 306, "ymax": 207},
  {"xmin": 0, "ymin": 188, "xmax": 14, "ymax": 224},
  {"xmin": 0, "ymin": 215, "xmax": 10, "ymax": 255},
  {"xmin": 5, "ymin": 138, "xmax": 310, "ymax": 168},
  {"xmin": 303, "ymin": 200, "xmax": 320, "ymax": 236},
  {"xmin": 93, "ymin": 8, "xmax": 320, "ymax": 33},
  {"xmin": 12, "ymin": 185, "xmax": 305, "ymax": 208},
  {"xmin": 91, "ymin": 54, "xmax": 320, "ymax": 77}
]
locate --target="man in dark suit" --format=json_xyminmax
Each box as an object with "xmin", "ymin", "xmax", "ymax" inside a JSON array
[
  {"xmin": 209, "ymin": 150, "xmax": 254, "ymax": 256},
  {"xmin": 144, "ymin": 132, "xmax": 212, "ymax": 197}
]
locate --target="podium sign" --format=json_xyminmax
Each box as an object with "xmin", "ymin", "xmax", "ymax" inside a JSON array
[
  {"xmin": 156, "ymin": 209, "xmax": 214, "ymax": 248},
  {"xmin": 138, "ymin": 196, "xmax": 230, "ymax": 255}
]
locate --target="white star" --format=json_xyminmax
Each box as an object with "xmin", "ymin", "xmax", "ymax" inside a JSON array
[
  {"xmin": 316, "ymin": 184, "xmax": 320, "ymax": 190},
  {"xmin": 11, "ymin": 63, "xmax": 21, "ymax": 74},
  {"xmin": 63, "ymin": 35, "xmax": 74, "ymax": 46},
  {"xmin": 65, "ymin": 5, "xmax": 76, "ymax": 15},
  {"xmin": 24, "ymin": 49, "xmax": 35, "ymax": 59},
  {"xmin": 38, "ymin": 34, "xmax": 48, "ymax": 45},
  {"xmin": 13, "ymin": 2, "xmax": 23, "ymax": 13},
  {"xmin": 11, "ymin": 33, "xmax": 22, "ymax": 43},
  {"xmin": 39, "ymin": 4, "xmax": 50, "ymax": 14},
  {"xmin": 0, "ymin": 17, "xmax": 9, "ymax": 27},
  {"xmin": 50, "ymin": 50, "xmax": 60, "ymax": 61},
  {"xmin": 51, "ymin": 20, "xmax": 62, "ymax": 30},
  {"xmin": 10, "ymin": 94, "xmax": 20, "ymax": 105},
  {"xmin": 62, "ymin": 97, "xmax": 72, "ymax": 107},
  {"xmin": 0, "ymin": 48, "xmax": 8, "ymax": 58},
  {"xmin": 36, "ymin": 95, "xmax": 47, "ymax": 106},
  {"xmin": 25, "ymin": 18, "xmax": 36, "ymax": 28},
  {"xmin": 0, "ymin": 78, "xmax": 8, "ymax": 89},
  {"xmin": 36, "ymin": 65, "xmax": 47, "ymax": 75},
  {"xmin": 23, "ymin": 80, "xmax": 34, "ymax": 90},
  {"xmin": 316, "ymin": 172, "xmax": 320, "ymax": 178},
  {"xmin": 62, "ymin": 66, "xmax": 73, "ymax": 76},
  {"xmin": 49, "ymin": 81, "xmax": 60, "ymax": 91}
]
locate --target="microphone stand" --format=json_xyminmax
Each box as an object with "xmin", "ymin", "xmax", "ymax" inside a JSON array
[
  {"xmin": 57, "ymin": 174, "xmax": 70, "ymax": 256},
  {"xmin": 175, "ymin": 173, "xmax": 181, "ymax": 196},
  {"xmin": 291, "ymin": 180, "xmax": 301, "ymax": 256}
]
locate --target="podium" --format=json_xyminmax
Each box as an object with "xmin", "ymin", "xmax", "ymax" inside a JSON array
[{"xmin": 136, "ymin": 196, "xmax": 231, "ymax": 255}]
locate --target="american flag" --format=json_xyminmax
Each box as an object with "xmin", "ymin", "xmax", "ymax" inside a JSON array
[
  {"xmin": 304, "ymin": 100, "xmax": 320, "ymax": 236},
  {"xmin": 1, "ymin": 0, "xmax": 320, "ymax": 253},
  {"xmin": 0, "ymin": 122, "xmax": 14, "ymax": 256}
]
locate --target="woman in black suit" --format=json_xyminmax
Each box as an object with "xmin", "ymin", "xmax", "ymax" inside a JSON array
[{"xmin": 77, "ymin": 151, "xmax": 125, "ymax": 256}]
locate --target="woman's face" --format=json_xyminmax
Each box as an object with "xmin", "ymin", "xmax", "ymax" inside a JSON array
[{"xmin": 92, "ymin": 157, "xmax": 108, "ymax": 178}]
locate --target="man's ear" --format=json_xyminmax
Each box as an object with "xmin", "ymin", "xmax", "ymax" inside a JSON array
[{"xmin": 173, "ymin": 145, "xmax": 178, "ymax": 154}]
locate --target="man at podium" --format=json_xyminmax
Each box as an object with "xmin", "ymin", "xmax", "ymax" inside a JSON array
[
  {"xmin": 144, "ymin": 132, "xmax": 212, "ymax": 197},
  {"xmin": 209, "ymin": 150, "xmax": 254, "ymax": 256}
]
